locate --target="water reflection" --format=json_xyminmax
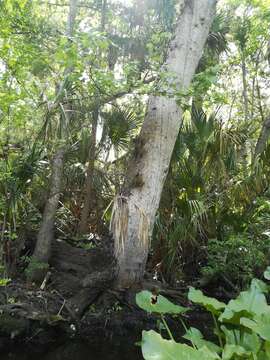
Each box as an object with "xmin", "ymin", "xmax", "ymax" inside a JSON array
[{"xmin": 2, "ymin": 340, "xmax": 141, "ymax": 360}]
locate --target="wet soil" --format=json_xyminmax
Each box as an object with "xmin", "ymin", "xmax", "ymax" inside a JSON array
[{"xmin": 0, "ymin": 237, "xmax": 214, "ymax": 359}]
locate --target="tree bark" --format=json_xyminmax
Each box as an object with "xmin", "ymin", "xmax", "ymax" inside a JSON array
[
  {"xmin": 29, "ymin": 0, "xmax": 78, "ymax": 280},
  {"xmin": 66, "ymin": 0, "xmax": 78, "ymax": 36},
  {"xmin": 32, "ymin": 147, "xmax": 65, "ymax": 264},
  {"xmin": 78, "ymin": 1, "xmax": 107, "ymax": 234},
  {"xmin": 78, "ymin": 109, "xmax": 98, "ymax": 234},
  {"xmin": 254, "ymin": 116, "xmax": 270, "ymax": 159},
  {"xmin": 241, "ymin": 55, "xmax": 249, "ymax": 122},
  {"xmin": 110, "ymin": 0, "xmax": 216, "ymax": 288}
]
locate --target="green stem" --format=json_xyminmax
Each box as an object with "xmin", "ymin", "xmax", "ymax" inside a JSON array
[
  {"xmin": 211, "ymin": 312, "xmax": 223, "ymax": 348},
  {"xmin": 179, "ymin": 318, "xmax": 197, "ymax": 349},
  {"xmin": 180, "ymin": 317, "xmax": 188, "ymax": 333},
  {"xmin": 161, "ymin": 314, "xmax": 174, "ymax": 341},
  {"xmin": 233, "ymin": 330, "xmax": 238, "ymax": 345}
]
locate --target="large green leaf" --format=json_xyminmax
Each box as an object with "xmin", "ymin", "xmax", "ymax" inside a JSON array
[
  {"xmin": 265, "ymin": 341, "xmax": 270, "ymax": 359},
  {"xmin": 136, "ymin": 291, "xmax": 187, "ymax": 314},
  {"xmin": 219, "ymin": 285, "xmax": 270, "ymax": 324},
  {"xmin": 264, "ymin": 267, "xmax": 270, "ymax": 281},
  {"xmin": 188, "ymin": 287, "xmax": 226, "ymax": 315},
  {"xmin": 141, "ymin": 330, "xmax": 220, "ymax": 360},
  {"xmin": 241, "ymin": 313, "xmax": 270, "ymax": 341},
  {"xmin": 183, "ymin": 327, "xmax": 221, "ymax": 353},
  {"xmin": 221, "ymin": 325, "xmax": 261, "ymax": 353},
  {"xmin": 250, "ymin": 278, "xmax": 269, "ymax": 294},
  {"xmin": 222, "ymin": 344, "xmax": 251, "ymax": 359}
]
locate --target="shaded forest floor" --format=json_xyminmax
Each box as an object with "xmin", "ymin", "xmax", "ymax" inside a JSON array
[{"xmin": 0, "ymin": 236, "xmax": 226, "ymax": 353}]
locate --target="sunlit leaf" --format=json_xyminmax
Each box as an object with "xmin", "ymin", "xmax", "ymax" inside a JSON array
[
  {"xmin": 141, "ymin": 330, "xmax": 220, "ymax": 360},
  {"xmin": 219, "ymin": 284, "xmax": 270, "ymax": 324},
  {"xmin": 264, "ymin": 267, "xmax": 270, "ymax": 280},
  {"xmin": 188, "ymin": 287, "xmax": 226, "ymax": 315},
  {"xmin": 183, "ymin": 327, "xmax": 221, "ymax": 353},
  {"xmin": 222, "ymin": 344, "xmax": 251, "ymax": 360},
  {"xmin": 136, "ymin": 291, "xmax": 187, "ymax": 314},
  {"xmin": 241, "ymin": 314, "xmax": 270, "ymax": 341}
]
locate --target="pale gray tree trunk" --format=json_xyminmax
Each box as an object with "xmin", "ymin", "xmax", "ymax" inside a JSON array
[
  {"xmin": 29, "ymin": 0, "xmax": 78, "ymax": 281},
  {"xmin": 241, "ymin": 56, "xmax": 249, "ymax": 122},
  {"xmin": 110, "ymin": 0, "xmax": 216, "ymax": 287},
  {"xmin": 253, "ymin": 42, "xmax": 270, "ymax": 159},
  {"xmin": 254, "ymin": 116, "xmax": 270, "ymax": 159}
]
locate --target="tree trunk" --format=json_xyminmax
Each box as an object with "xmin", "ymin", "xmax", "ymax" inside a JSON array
[
  {"xmin": 254, "ymin": 116, "xmax": 270, "ymax": 159},
  {"xmin": 78, "ymin": 1, "xmax": 107, "ymax": 234},
  {"xmin": 110, "ymin": 0, "xmax": 216, "ymax": 288},
  {"xmin": 32, "ymin": 147, "xmax": 65, "ymax": 264},
  {"xmin": 66, "ymin": 0, "xmax": 78, "ymax": 36},
  {"xmin": 29, "ymin": 0, "xmax": 78, "ymax": 281},
  {"xmin": 241, "ymin": 55, "xmax": 249, "ymax": 122},
  {"xmin": 78, "ymin": 109, "xmax": 98, "ymax": 234}
]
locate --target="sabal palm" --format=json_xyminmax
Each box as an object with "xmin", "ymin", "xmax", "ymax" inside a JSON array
[{"xmin": 154, "ymin": 109, "xmax": 245, "ymax": 281}]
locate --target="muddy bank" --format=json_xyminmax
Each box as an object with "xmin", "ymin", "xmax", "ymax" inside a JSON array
[
  {"xmin": 0, "ymin": 282, "xmax": 160, "ymax": 356},
  {"xmin": 0, "ymin": 237, "xmax": 161, "ymax": 351},
  {"xmin": 0, "ymin": 236, "xmax": 214, "ymax": 356}
]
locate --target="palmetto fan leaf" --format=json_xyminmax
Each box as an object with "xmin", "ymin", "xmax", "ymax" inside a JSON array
[
  {"xmin": 101, "ymin": 106, "xmax": 139, "ymax": 152},
  {"xmin": 198, "ymin": 11, "xmax": 229, "ymax": 71},
  {"xmin": 190, "ymin": 107, "xmax": 215, "ymax": 139},
  {"xmin": 206, "ymin": 12, "xmax": 230, "ymax": 55},
  {"xmin": 155, "ymin": 109, "xmax": 249, "ymax": 278}
]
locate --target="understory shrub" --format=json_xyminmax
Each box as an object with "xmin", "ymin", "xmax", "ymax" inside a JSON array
[{"xmin": 201, "ymin": 233, "xmax": 270, "ymax": 289}]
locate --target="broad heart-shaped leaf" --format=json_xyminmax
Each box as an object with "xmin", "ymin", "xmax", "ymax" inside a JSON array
[
  {"xmin": 264, "ymin": 267, "xmax": 270, "ymax": 281},
  {"xmin": 188, "ymin": 287, "xmax": 226, "ymax": 315},
  {"xmin": 136, "ymin": 291, "xmax": 187, "ymax": 314},
  {"xmin": 265, "ymin": 341, "xmax": 270, "ymax": 358},
  {"xmin": 222, "ymin": 344, "xmax": 251, "ymax": 359},
  {"xmin": 183, "ymin": 327, "xmax": 221, "ymax": 354},
  {"xmin": 141, "ymin": 330, "xmax": 220, "ymax": 360},
  {"xmin": 221, "ymin": 325, "xmax": 261, "ymax": 353},
  {"xmin": 251, "ymin": 278, "xmax": 269, "ymax": 293},
  {"xmin": 241, "ymin": 313, "xmax": 270, "ymax": 341},
  {"xmin": 257, "ymin": 341, "xmax": 270, "ymax": 359},
  {"xmin": 219, "ymin": 284, "xmax": 270, "ymax": 325}
]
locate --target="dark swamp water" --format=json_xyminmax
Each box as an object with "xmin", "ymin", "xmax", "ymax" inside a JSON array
[{"xmin": 1, "ymin": 340, "xmax": 141, "ymax": 360}]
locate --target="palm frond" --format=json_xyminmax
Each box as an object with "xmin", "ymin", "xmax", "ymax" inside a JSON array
[{"xmin": 101, "ymin": 106, "xmax": 140, "ymax": 152}]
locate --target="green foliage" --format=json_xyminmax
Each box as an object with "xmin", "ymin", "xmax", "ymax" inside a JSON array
[
  {"xmin": 136, "ymin": 290, "xmax": 187, "ymax": 315},
  {"xmin": 0, "ymin": 278, "xmax": 11, "ymax": 287},
  {"xmin": 24, "ymin": 257, "xmax": 49, "ymax": 279},
  {"xmin": 182, "ymin": 327, "xmax": 221, "ymax": 354},
  {"xmin": 264, "ymin": 267, "xmax": 270, "ymax": 280},
  {"xmin": 141, "ymin": 330, "xmax": 218, "ymax": 360},
  {"xmin": 188, "ymin": 287, "xmax": 226, "ymax": 315},
  {"xmin": 101, "ymin": 107, "xmax": 140, "ymax": 152},
  {"xmin": 137, "ymin": 270, "xmax": 270, "ymax": 359},
  {"xmin": 150, "ymin": 0, "xmax": 270, "ymax": 288},
  {"xmin": 201, "ymin": 233, "xmax": 270, "ymax": 288},
  {"xmin": 0, "ymin": 0, "xmax": 270, "ymax": 296}
]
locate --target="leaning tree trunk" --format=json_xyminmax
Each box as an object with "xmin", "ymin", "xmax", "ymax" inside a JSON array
[
  {"xmin": 32, "ymin": 148, "xmax": 65, "ymax": 264},
  {"xmin": 254, "ymin": 116, "xmax": 270, "ymax": 159},
  {"xmin": 29, "ymin": 0, "xmax": 78, "ymax": 282},
  {"xmin": 254, "ymin": 48, "xmax": 270, "ymax": 160},
  {"xmin": 110, "ymin": 0, "xmax": 216, "ymax": 288}
]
